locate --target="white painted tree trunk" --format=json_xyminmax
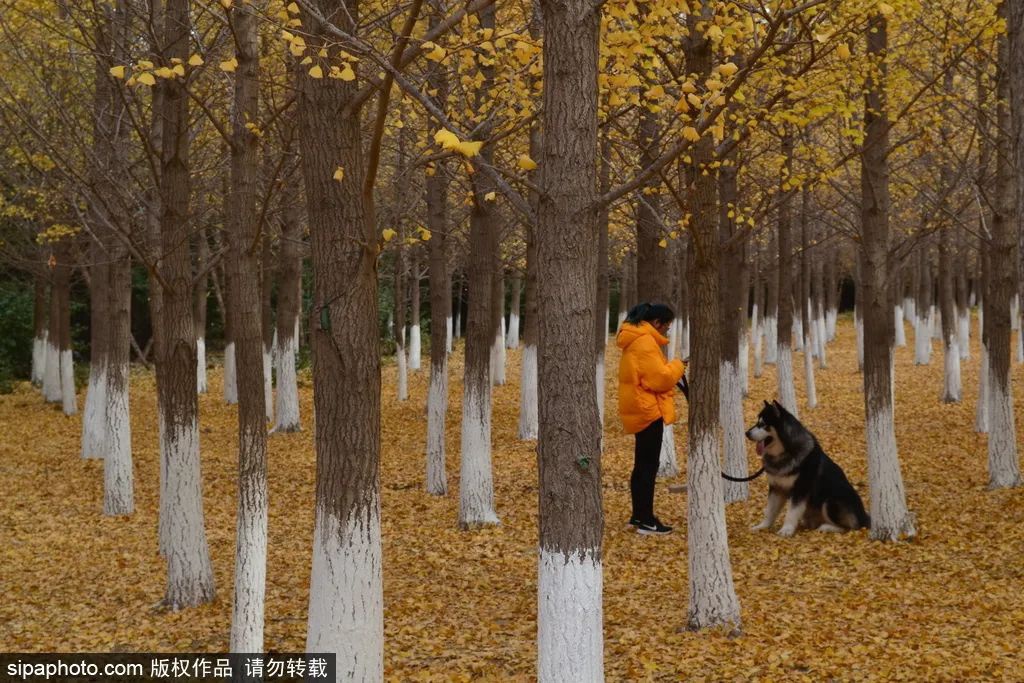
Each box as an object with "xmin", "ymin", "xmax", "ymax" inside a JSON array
[
  {"xmin": 617, "ymin": 309, "xmax": 626, "ymax": 330},
  {"xmin": 681, "ymin": 319, "xmax": 690, "ymax": 359},
  {"xmin": 506, "ymin": 312, "xmax": 520, "ymax": 349},
  {"xmin": 459, "ymin": 385, "xmax": 500, "ymax": 526},
  {"xmin": 719, "ymin": 361, "xmax": 748, "ymax": 502},
  {"xmin": 517, "ymin": 344, "xmax": 539, "ymax": 440},
  {"xmin": 196, "ymin": 337, "xmax": 208, "ymax": 393},
  {"xmin": 409, "ymin": 324, "xmax": 422, "ymax": 371},
  {"xmin": 753, "ymin": 303, "xmax": 761, "ymax": 378},
  {"xmin": 81, "ymin": 367, "xmax": 107, "ymax": 458},
  {"xmin": 903, "ymin": 297, "xmax": 915, "ymax": 324},
  {"xmin": 913, "ymin": 318, "xmax": 931, "ymax": 365},
  {"xmin": 776, "ymin": 345, "xmax": 798, "ymax": 417},
  {"xmin": 446, "ymin": 316, "xmax": 453, "ymax": 354},
  {"xmin": 803, "ymin": 340, "xmax": 817, "ymax": 410},
  {"xmin": 426, "ymin": 362, "xmax": 448, "ymax": 496},
  {"xmin": 930, "ymin": 306, "xmax": 942, "ymax": 340},
  {"xmin": 739, "ymin": 330, "xmax": 749, "ymax": 398},
  {"xmin": 273, "ymin": 334, "xmax": 301, "ymax": 432},
  {"xmin": 657, "ymin": 423, "xmax": 679, "ymax": 478},
  {"xmin": 31, "ymin": 333, "xmax": 46, "ymax": 386},
  {"xmin": 865, "ymin": 358, "xmax": 916, "ymax": 541},
  {"xmin": 958, "ymin": 312, "xmax": 970, "ymax": 360},
  {"xmin": 60, "ymin": 349, "xmax": 77, "ymax": 415},
  {"xmin": 1012, "ymin": 294, "xmax": 1020, "ymax": 331},
  {"xmin": 987, "ymin": 362, "xmax": 1021, "ymax": 488},
  {"xmin": 103, "ymin": 378, "xmax": 133, "ymax": 516},
  {"xmin": 454, "ymin": 307, "xmax": 461, "ymax": 340},
  {"xmin": 942, "ymin": 336, "xmax": 961, "ymax": 402},
  {"xmin": 687, "ymin": 429, "xmax": 741, "ymax": 631},
  {"xmin": 667, "ymin": 319, "xmax": 680, "ymax": 360},
  {"xmin": 306, "ymin": 507, "xmax": 383, "ymax": 680},
  {"xmin": 855, "ymin": 315, "xmax": 864, "ymax": 371},
  {"xmin": 537, "ymin": 549, "xmax": 603, "ymax": 682},
  {"xmin": 976, "ymin": 343, "xmax": 989, "ymax": 433},
  {"xmin": 793, "ymin": 316, "xmax": 804, "ymax": 352},
  {"xmin": 163, "ymin": 420, "xmax": 216, "ymax": 607},
  {"xmin": 827, "ymin": 307, "xmax": 838, "ymax": 341},
  {"xmin": 764, "ymin": 315, "xmax": 778, "ymax": 364},
  {"xmin": 490, "ymin": 321, "xmax": 506, "ymax": 385},
  {"xmin": 230, "ymin": 424, "xmax": 268, "ymax": 653},
  {"xmin": 816, "ymin": 309, "xmax": 828, "ymax": 368},
  {"xmin": 396, "ymin": 341, "xmax": 408, "ymax": 402},
  {"xmin": 43, "ymin": 341, "xmax": 61, "ymax": 402},
  {"xmin": 224, "ymin": 342, "xmax": 238, "ymax": 404},
  {"xmin": 808, "ymin": 308, "xmax": 818, "ymax": 358},
  {"xmin": 894, "ymin": 305, "xmax": 906, "ymax": 347},
  {"xmin": 263, "ymin": 348, "xmax": 273, "ymax": 422},
  {"xmin": 595, "ymin": 352, "xmax": 605, "ymax": 436}
]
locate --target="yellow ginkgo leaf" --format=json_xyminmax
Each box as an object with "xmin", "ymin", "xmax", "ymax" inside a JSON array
[
  {"xmin": 338, "ymin": 64, "xmax": 355, "ymax": 81},
  {"xmin": 455, "ymin": 140, "xmax": 483, "ymax": 158},
  {"xmin": 109, "ymin": 65, "xmax": 126, "ymax": 79},
  {"xmin": 308, "ymin": 64, "xmax": 323, "ymax": 79},
  {"xmin": 484, "ymin": 191, "xmax": 496, "ymax": 201},
  {"xmin": 658, "ymin": 239, "xmax": 668, "ymax": 248},
  {"xmin": 878, "ymin": 2, "xmax": 894, "ymax": 15},
  {"xmin": 220, "ymin": 58, "xmax": 238, "ymax": 73},
  {"xmin": 154, "ymin": 67, "xmax": 175, "ymax": 78},
  {"xmin": 137, "ymin": 72, "xmax": 156, "ymax": 86},
  {"xmin": 290, "ymin": 37, "xmax": 307, "ymax": 57},
  {"xmin": 287, "ymin": 2, "xmax": 300, "ymax": 12},
  {"xmin": 837, "ymin": 43, "xmax": 851, "ymax": 59},
  {"xmin": 419, "ymin": 228, "xmax": 432, "ymax": 241},
  {"xmin": 172, "ymin": 64, "xmax": 186, "ymax": 77},
  {"xmin": 682, "ymin": 127, "xmax": 701, "ymax": 142},
  {"xmin": 188, "ymin": 54, "xmax": 204, "ymax": 66},
  {"xmin": 518, "ymin": 154, "xmax": 537, "ymax": 171},
  {"xmin": 333, "ymin": 167, "xmax": 344, "ymax": 182},
  {"xmin": 434, "ymin": 128, "xmax": 461, "ymax": 151},
  {"xmin": 717, "ymin": 62, "xmax": 738, "ymax": 77},
  {"xmin": 382, "ymin": 228, "xmax": 397, "ymax": 242}
]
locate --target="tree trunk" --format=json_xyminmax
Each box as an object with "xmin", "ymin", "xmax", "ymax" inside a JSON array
[
  {"xmin": 490, "ymin": 268, "xmax": 506, "ymax": 385},
  {"xmin": 261, "ymin": 221, "xmax": 275, "ymax": 422},
  {"xmin": 225, "ymin": 1, "xmax": 268, "ymax": 652},
  {"xmin": 685, "ymin": 7, "xmax": 741, "ymax": 631},
  {"xmin": 776, "ymin": 131, "xmax": 797, "ymax": 415},
  {"xmin": 536, "ymin": 1, "xmax": 603, "ymax": 676},
  {"xmin": 50, "ymin": 242, "xmax": 76, "ymax": 415},
  {"xmin": 764, "ymin": 227, "xmax": 779, "ymax": 364},
  {"xmin": 718, "ymin": 159, "xmax": 748, "ymax": 502},
  {"xmin": 914, "ymin": 246, "xmax": 933, "ymax": 364},
  {"xmin": 409, "ymin": 251, "xmax": 422, "ymax": 372},
  {"xmin": 860, "ymin": 14, "xmax": 916, "ymax": 539},
  {"xmin": 460, "ymin": 0, "xmax": 499, "ymax": 526},
  {"xmin": 800, "ymin": 189, "xmax": 817, "ymax": 410},
  {"xmin": 32, "ymin": 270, "xmax": 48, "ymax": 386},
  {"xmin": 194, "ymin": 227, "xmax": 209, "ymax": 393},
  {"xmin": 394, "ymin": 219, "xmax": 408, "ymax": 401},
  {"xmin": 507, "ymin": 274, "xmax": 522, "ymax": 349},
  {"xmin": 156, "ymin": 0, "xmax": 216, "ymax": 606},
  {"xmin": 939, "ymin": 227, "xmax": 961, "ymax": 401},
  {"xmin": 273, "ymin": 157, "xmax": 303, "ymax": 433},
  {"xmin": 595, "ymin": 133, "xmax": 611, "ymax": 436},
  {"xmin": 752, "ymin": 246, "xmax": 764, "ymax": 378},
  {"xmin": 297, "ymin": 0, "xmax": 383, "ymax": 674},
  {"xmin": 988, "ymin": 3, "xmax": 1021, "ymax": 488}
]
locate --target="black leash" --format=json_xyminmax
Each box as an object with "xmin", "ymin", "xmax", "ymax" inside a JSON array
[{"xmin": 675, "ymin": 375, "xmax": 766, "ymax": 483}]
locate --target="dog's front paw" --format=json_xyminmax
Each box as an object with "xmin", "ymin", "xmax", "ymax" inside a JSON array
[
  {"xmin": 750, "ymin": 521, "xmax": 771, "ymax": 531},
  {"xmin": 777, "ymin": 526, "xmax": 797, "ymax": 538}
]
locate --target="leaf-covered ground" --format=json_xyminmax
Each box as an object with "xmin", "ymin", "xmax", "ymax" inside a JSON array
[{"xmin": 2, "ymin": 316, "xmax": 1024, "ymax": 681}]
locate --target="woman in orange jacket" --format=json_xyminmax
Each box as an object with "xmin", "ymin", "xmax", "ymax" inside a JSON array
[{"xmin": 617, "ymin": 302, "xmax": 686, "ymax": 535}]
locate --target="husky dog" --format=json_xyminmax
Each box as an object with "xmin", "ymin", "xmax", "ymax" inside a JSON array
[{"xmin": 745, "ymin": 400, "xmax": 870, "ymax": 537}]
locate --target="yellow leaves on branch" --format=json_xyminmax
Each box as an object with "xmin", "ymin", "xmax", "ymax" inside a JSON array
[
  {"xmin": 422, "ymin": 41, "xmax": 447, "ymax": 62},
  {"xmin": 382, "ymin": 228, "xmax": 397, "ymax": 242},
  {"xmin": 220, "ymin": 58, "xmax": 238, "ymax": 73},
  {"xmin": 308, "ymin": 64, "xmax": 324, "ymax": 79},
  {"xmin": 433, "ymin": 128, "xmax": 483, "ymax": 158}
]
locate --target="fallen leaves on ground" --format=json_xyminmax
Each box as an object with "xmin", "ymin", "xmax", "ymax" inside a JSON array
[{"xmin": 1, "ymin": 315, "xmax": 1023, "ymax": 681}]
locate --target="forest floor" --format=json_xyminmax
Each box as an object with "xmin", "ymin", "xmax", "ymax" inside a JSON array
[{"xmin": 2, "ymin": 316, "xmax": 1024, "ymax": 681}]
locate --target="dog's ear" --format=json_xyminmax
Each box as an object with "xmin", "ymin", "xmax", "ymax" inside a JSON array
[
  {"xmin": 768, "ymin": 400, "xmax": 781, "ymax": 416},
  {"xmin": 763, "ymin": 400, "xmax": 772, "ymax": 410}
]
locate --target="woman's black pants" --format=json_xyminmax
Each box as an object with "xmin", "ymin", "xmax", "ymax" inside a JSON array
[{"xmin": 631, "ymin": 418, "xmax": 664, "ymax": 523}]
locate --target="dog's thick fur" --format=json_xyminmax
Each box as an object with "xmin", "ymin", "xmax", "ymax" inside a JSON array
[{"xmin": 745, "ymin": 400, "xmax": 870, "ymax": 536}]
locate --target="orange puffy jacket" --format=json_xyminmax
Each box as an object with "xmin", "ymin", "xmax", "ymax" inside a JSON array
[{"xmin": 616, "ymin": 321, "xmax": 686, "ymax": 434}]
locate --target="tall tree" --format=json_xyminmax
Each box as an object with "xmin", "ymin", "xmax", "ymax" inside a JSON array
[
  {"xmin": 536, "ymin": 0, "xmax": 603, "ymax": 676},
  {"xmin": 859, "ymin": 12, "xmax": 916, "ymax": 540},
  {"xmin": 225, "ymin": 0, "xmax": 268, "ymax": 651}
]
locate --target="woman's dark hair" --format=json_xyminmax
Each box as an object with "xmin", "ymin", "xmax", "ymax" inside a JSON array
[{"xmin": 625, "ymin": 302, "xmax": 675, "ymax": 326}]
